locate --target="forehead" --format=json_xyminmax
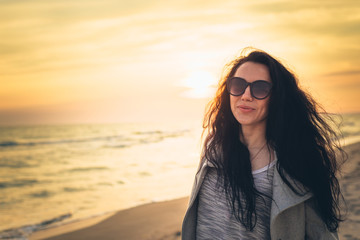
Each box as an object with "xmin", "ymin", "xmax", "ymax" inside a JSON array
[{"xmin": 233, "ymin": 61, "xmax": 271, "ymax": 82}]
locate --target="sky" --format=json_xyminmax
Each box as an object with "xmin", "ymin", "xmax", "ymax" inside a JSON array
[{"xmin": 1, "ymin": 0, "xmax": 359, "ymax": 125}]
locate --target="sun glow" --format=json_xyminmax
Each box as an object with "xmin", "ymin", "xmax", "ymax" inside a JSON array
[{"xmin": 180, "ymin": 71, "xmax": 217, "ymax": 99}]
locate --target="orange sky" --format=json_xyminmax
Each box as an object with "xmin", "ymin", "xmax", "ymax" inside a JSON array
[{"xmin": 1, "ymin": 0, "xmax": 359, "ymax": 125}]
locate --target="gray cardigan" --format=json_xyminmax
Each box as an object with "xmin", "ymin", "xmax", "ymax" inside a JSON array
[{"xmin": 181, "ymin": 160, "xmax": 339, "ymax": 240}]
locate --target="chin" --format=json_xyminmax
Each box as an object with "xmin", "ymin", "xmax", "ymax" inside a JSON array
[
  {"xmin": 237, "ymin": 117, "xmax": 266, "ymax": 127},
  {"xmin": 237, "ymin": 120, "xmax": 254, "ymax": 126}
]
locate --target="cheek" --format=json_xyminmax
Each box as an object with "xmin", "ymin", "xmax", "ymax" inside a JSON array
[
  {"xmin": 230, "ymin": 96, "xmax": 237, "ymax": 116},
  {"xmin": 259, "ymin": 99, "xmax": 270, "ymax": 116}
]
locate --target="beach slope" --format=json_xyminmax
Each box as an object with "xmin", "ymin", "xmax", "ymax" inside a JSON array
[{"xmin": 30, "ymin": 197, "xmax": 188, "ymax": 240}]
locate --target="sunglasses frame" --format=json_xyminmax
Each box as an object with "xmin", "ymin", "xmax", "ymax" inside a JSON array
[{"xmin": 226, "ymin": 77, "xmax": 272, "ymax": 100}]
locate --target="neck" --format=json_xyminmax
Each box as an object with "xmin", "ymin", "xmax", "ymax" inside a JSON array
[
  {"xmin": 240, "ymin": 123, "xmax": 267, "ymax": 149},
  {"xmin": 240, "ymin": 122, "xmax": 274, "ymax": 171}
]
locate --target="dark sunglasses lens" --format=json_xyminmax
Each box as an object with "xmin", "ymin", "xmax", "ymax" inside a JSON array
[
  {"xmin": 252, "ymin": 81, "xmax": 272, "ymax": 99},
  {"xmin": 228, "ymin": 78, "xmax": 247, "ymax": 96}
]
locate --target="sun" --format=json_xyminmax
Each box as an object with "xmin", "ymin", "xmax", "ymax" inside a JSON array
[{"xmin": 180, "ymin": 71, "xmax": 217, "ymax": 99}]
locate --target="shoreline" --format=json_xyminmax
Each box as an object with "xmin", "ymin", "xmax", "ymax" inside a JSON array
[{"xmin": 19, "ymin": 141, "xmax": 360, "ymax": 239}]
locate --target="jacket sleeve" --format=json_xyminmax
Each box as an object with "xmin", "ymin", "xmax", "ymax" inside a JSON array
[{"xmin": 304, "ymin": 198, "xmax": 339, "ymax": 240}]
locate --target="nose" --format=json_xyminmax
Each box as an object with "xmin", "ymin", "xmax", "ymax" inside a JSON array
[{"xmin": 241, "ymin": 85, "xmax": 253, "ymax": 101}]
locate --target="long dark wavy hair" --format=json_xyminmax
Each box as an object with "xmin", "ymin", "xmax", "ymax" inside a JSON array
[{"xmin": 202, "ymin": 48, "xmax": 345, "ymax": 231}]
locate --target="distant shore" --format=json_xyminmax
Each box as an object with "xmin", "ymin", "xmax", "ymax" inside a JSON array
[{"xmin": 29, "ymin": 142, "xmax": 360, "ymax": 240}]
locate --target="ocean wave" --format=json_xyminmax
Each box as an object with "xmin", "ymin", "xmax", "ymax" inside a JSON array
[
  {"xmin": 0, "ymin": 157, "xmax": 38, "ymax": 168},
  {"xmin": 0, "ymin": 179, "xmax": 38, "ymax": 189},
  {"xmin": 133, "ymin": 129, "xmax": 188, "ymax": 138},
  {"xmin": 0, "ymin": 141, "xmax": 18, "ymax": 147},
  {"xmin": 139, "ymin": 171, "xmax": 152, "ymax": 176},
  {"xmin": 0, "ymin": 198, "xmax": 24, "ymax": 207},
  {"xmin": 102, "ymin": 144, "xmax": 128, "ymax": 148},
  {"xmin": 133, "ymin": 130, "xmax": 163, "ymax": 135},
  {"xmin": 104, "ymin": 130, "xmax": 188, "ymax": 148},
  {"xmin": 0, "ymin": 129, "xmax": 189, "ymax": 150},
  {"xmin": 28, "ymin": 190, "xmax": 55, "ymax": 199},
  {"xmin": 0, "ymin": 213, "xmax": 72, "ymax": 239},
  {"xmin": 63, "ymin": 186, "xmax": 94, "ymax": 192},
  {"xmin": 97, "ymin": 182, "xmax": 113, "ymax": 186},
  {"xmin": 65, "ymin": 166, "xmax": 109, "ymax": 172},
  {"xmin": 0, "ymin": 135, "xmax": 125, "ymax": 148}
]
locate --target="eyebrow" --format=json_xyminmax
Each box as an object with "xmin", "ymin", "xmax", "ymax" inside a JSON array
[{"xmin": 231, "ymin": 77, "xmax": 271, "ymax": 82}]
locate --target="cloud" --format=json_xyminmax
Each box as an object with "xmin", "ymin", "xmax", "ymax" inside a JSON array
[
  {"xmin": 321, "ymin": 70, "xmax": 360, "ymax": 77},
  {"xmin": 247, "ymin": 0, "xmax": 360, "ymax": 14},
  {"xmin": 1, "ymin": 0, "xmax": 360, "ymax": 123}
]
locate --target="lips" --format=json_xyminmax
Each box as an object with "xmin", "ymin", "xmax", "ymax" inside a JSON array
[
  {"xmin": 237, "ymin": 105, "xmax": 255, "ymax": 113},
  {"xmin": 238, "ymin": 105, "xmax": 255, "ymax": 110}
]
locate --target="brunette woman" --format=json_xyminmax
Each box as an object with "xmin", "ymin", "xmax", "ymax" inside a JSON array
[{"xmin": 182, "ymin": 49, "xmax": 345, "ymax": 240}]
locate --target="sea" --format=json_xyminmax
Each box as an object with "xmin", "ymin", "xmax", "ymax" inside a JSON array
[{"xmin": 1, "ymin": 113, "xmax": 360, "ymax": 239}]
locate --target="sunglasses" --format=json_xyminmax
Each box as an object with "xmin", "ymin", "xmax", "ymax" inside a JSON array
[{"xmin": 226, "ymin": 77, "xmax": 272, "ymax": 100}]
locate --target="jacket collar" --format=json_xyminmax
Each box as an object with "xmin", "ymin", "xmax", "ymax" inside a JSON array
[{"xmin": 271, "ymin": 165, "xmax": 313, "ymax": 222}]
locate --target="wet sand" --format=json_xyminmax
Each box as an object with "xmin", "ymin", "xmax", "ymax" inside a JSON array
[
  {"xmin": 30, "ymin": 197, "xmax": 188, "ymax": 240},
  {"xmin": 338, "ymin": 142, "xmax": 360, "ymax": 240},
  {"xmin": 30, "ymin": 142, "xmax": 360, "ymax": 240}
]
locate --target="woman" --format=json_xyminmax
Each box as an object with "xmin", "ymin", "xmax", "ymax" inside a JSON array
[{"xmin": 182, "ymin": 49, "xmax": 345, "ymax": 239}]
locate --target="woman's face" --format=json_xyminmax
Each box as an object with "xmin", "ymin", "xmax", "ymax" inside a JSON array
[{"xmin": 230, "ymin": 61, "xmax": 271, "ymax": 129}]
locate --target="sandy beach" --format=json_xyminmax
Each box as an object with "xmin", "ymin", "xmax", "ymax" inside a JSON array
[
  {"xmin": 29, "ymin": 142, "xmax": 360, "ymax": 240},
  {"xmin": 338, "ymin": 142, "xmax": 360, "ymax": 239}
]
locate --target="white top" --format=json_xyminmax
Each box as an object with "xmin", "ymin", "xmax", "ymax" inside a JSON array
[{"xmin": 196, "ymin": 160, "xmax": 276, "ymax": 240}]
